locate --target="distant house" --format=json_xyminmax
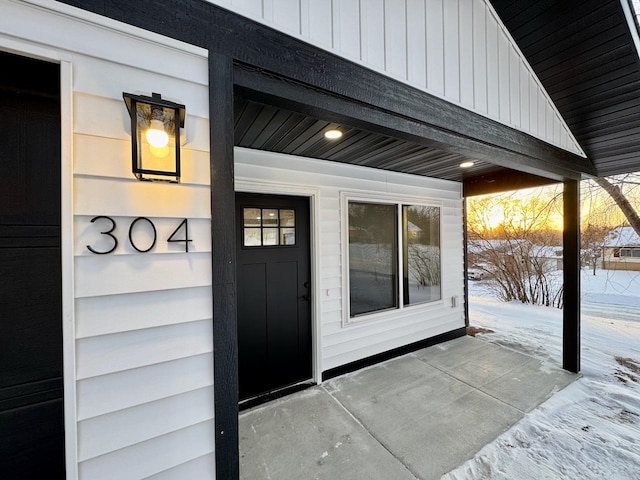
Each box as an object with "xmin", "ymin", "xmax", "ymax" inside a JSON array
[
  {"xmin": 467, "ymin": 239, "xmax": 526, "ymax": 267},
  {"xmin": 603, "ymin": 227, "xmax": 640, "ymax": 271},
  {"xmin": 407, "ymin": 221, "xmax": 423, "ymax": 239},
  {"xmin": 530, "ymin": 245, "xmax": 564, "ymax": 271},
  {"xmin": 468, "ymin": 240, "xmax": 563, "ymax": 272}
]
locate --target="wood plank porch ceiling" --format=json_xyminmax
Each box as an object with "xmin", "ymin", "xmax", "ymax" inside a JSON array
[
  {"xmin": 234, "ymin": 97, "xmax": 502, "ymax": 183},
  {"xmin": 490, "ymin": 0, "xmax": 640, "ymax": 177}
]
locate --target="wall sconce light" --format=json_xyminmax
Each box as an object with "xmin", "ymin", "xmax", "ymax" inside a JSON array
[{"xmin": 123, "ymin": 92, "xmax": 185, "ymax": 183}]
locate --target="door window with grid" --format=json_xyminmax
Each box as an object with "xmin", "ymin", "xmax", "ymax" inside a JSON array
[{"xmin": 243, "ymin": 207, "xmax": 296, "ymax": 247}]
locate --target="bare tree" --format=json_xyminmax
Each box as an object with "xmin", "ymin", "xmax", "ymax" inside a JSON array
[
  {"xmin": 467, "ymin": 188, "xmax": 565, "ymax": 308},
  {"xmin": 580, "ymin": 224, "xmax": 608, "ymax": 275},
  {"xmin": 467, "ymin": 175, "xmax": 640, "ymax": 308},
  {"xmin": 592, "ymin": 175, "xmax": 640, "ymax": 236}
]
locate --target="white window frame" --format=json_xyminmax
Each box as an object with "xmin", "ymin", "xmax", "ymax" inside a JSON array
[
  {"xmin": 620, "ymin": 247, "xmax": 640, "ymax": 259},
  {"xmin": 341, "ymin": 191, "xmax": 443, "ymax": 326}
]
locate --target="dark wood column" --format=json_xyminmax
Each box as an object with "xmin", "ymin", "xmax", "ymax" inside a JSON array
[
  {"xmin": 563, "ymin": 180, "xmax": 581, "ymax": 373},
  {"xmin": 463, "ymin": 197, "xmax": 470, "ymax": 328},
  {"xmin": 210, "ymin": 53, "xmax": 239, "ymax": 479}
]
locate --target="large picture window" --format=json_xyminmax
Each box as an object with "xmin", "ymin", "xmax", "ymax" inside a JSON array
[{"xmin": 347, "ymin": 199, "xmax": 441, "ymax": 320}]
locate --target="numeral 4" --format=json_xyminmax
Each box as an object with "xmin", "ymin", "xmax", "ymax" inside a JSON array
[{"xmin": 167, "ymin": 218, "xmax": 193, "ymax": 252}]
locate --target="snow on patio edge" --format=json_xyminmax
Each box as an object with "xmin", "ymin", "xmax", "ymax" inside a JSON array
[{"xmin": 442, "ymin": 270, "xmax": 640, "ymax": 480}]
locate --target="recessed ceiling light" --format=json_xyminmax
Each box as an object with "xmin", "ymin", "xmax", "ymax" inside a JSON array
[
  {"xmin": 460, "ymin": 161, "xmax": 475, "ymax": 168},
  {"xmin": 324, "ymin": 129, "xmax": 343, "ymax": 140}
]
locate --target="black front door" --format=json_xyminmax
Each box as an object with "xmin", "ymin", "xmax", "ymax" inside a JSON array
[
  {"xmin": 236, "ymin": 193, "xmax": 312, "ymax": 401},
  {"xmin": 0, "ymin": 52, "xmax": 65, "ymax": 478}
]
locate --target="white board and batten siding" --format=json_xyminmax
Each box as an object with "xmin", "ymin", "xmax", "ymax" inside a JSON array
[
  {"xmin": 1, "ymin": 2, "xmax": 215, "ymax": 478},
  {"xmin": 208, "ymin": 0, "xmax": 585, "ymax": 156},
  {"xmin": 235, "ymin": 148, "xmax": 466, "ymax": 372}
]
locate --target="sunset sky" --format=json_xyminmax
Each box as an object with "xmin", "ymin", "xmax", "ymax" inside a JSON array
[{"xmin": 467, "ymin": 175, "xmax": 640, "ymax": 233}]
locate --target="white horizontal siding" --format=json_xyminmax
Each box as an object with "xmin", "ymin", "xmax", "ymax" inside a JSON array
[
  {"xmin": 75, "ymin": 287, "xmax": 212, "ymax": 338},
  {"xmin": 75, "ymin": 252, "xmax": 212, "ymax": 298},
  {"xmin": 0, "ymin": 1, "xmax": 207, "ymax": 73},
  {"xmin": 206, "ymin": 0, "xmax": 585, "ymax": 156},
  {"xmin": 77, "ymin": 386, "xmax": 214, "ymax": 461},
  {"xmin": 0, "ymin": 4, "xmax": 219, "ymax": 477},
  {"xmin": 236, "ymin": 147, "xmax": 465, "ymax": 373},
  {"xmin": 74, "ymin": 134, "xmax": 210, "ymax": 186},
  {"xmin": 73, "ymin": 91, "xmax": 210, "ymax": 152},
  {"xmin": 326, "ymin": 324, "xmax": 459, "ymax": 369},
  {"xmin": 77, "ymin": 353, "xmax": 214, "ymax": 421},
  {"xmin": 2, "ymin": 2, "xmax": 215, "ymax": 477},
  {"xmin": 76, "ymin": 320, "xmax": 213, "ymax": 379},
  {"xmin": 74, "ymin": 216, "xmax": 212, "ymax": 256},
  {"xmin": 145, "ymin": 453, "xmax": 216, "ymax": 480},
  {"xmin": 74, "ymin": 177, "xmax": 210, "ymax": 219},
  {"xmin": 78, "ymin": 420, "xmax": 215, "ymax": 480}
]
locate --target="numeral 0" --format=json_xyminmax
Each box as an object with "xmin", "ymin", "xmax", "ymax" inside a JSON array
[
  {"xmin": 128, "ymin": 217, "xmax": 157, "ymax": 253},
  {"xmin": 87, "ymin": 217, "xmax": 192, "ymax": 254}
]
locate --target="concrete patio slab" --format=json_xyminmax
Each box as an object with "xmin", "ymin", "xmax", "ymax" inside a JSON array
[
  {"xmin": 239, "ymin": 336, "xmax": 578, "ymax": 480},
  {"xmin": 325, "ymin": 352, "xmax": 524, "ymax": 479},
  {"xmin": 239, "ymin": 387, "xmax": 416, "ymax": 480},
  {"xmin": 478, "ymin": 358, "xmax": 576, "ymax": 413},
  {"xmin": 414, "ymin": 336, "xmax": 537, "ymax": 388}
]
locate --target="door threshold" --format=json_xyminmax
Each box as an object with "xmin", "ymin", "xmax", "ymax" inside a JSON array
[{"xmin": 239, "ymin": 380, "xmax": 315, "ymax": 412}]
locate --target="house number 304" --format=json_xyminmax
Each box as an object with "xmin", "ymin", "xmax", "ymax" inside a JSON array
[{"xmin": 87, "ymin": 216, "xmax": 192, "ymax": 254}]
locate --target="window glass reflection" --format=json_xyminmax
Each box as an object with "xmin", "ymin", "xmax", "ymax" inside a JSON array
[
  {"xmin": 244, "ymin": 208, "xmax": 261, "ymax": 227},
  {"xmin": 263, "ymin": 209, "xmax": 279, "ymax": 226},
  {"xmin": 403, "ymin": 205, "xmax": 441, "ymax": 306},
  {"xmin": 244, "ymin": 228, "xmax": 261, "ymax": 246},
  {"xmin": 348, "ymin": 202, "xmax": 397, "ymax": 317}
]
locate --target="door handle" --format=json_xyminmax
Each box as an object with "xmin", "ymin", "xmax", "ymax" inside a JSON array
[{"xmin": 300, "ymin": 281, "xmax": 311, "ymax": 301}]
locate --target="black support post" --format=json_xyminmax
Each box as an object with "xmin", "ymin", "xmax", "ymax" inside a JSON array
[
  {"xmin": 210, "ymin": 53, "xmax": 239, "ymax": 479},
  {"xmin": 463, "ymin": 197, "xmax": 470, "ymax": 328},
  {"xmin": 563, "ymin": 180, "xmax": 581, "ymax": 373}
]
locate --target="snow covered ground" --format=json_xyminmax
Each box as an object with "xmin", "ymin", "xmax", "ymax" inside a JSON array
[{"xmin": 443, "ymin": 269, "xmax": 640, "ymax": 479}]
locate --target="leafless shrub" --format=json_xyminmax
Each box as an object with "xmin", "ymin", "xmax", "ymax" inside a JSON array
[{"xmin": 407, "ymin": 244, "xmax": 440, "ymax": 287}]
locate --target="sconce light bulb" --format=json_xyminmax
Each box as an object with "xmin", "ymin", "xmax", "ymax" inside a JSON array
[{"xmin": 146, "ymin": 119, "xmax": 169, "ymax": 148}]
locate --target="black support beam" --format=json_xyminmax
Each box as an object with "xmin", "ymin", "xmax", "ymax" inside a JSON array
[
  {"xmin": 210, "ymin": 53, "xmax": 239, "ymax": 479},
  {"xmin": 463, "ymin": 198, "xmax": 470, "ymax": 328},
  {"xmin": 233, "ymin": 65, "xmax": 587, "ymax": 181},
  {"xmin": 563, "ymin": 180, "xmax": 581, "ymax": 373},
  {"xmin": 463, "ymin": 170, "xmax": 561, "ymax": 197}
]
